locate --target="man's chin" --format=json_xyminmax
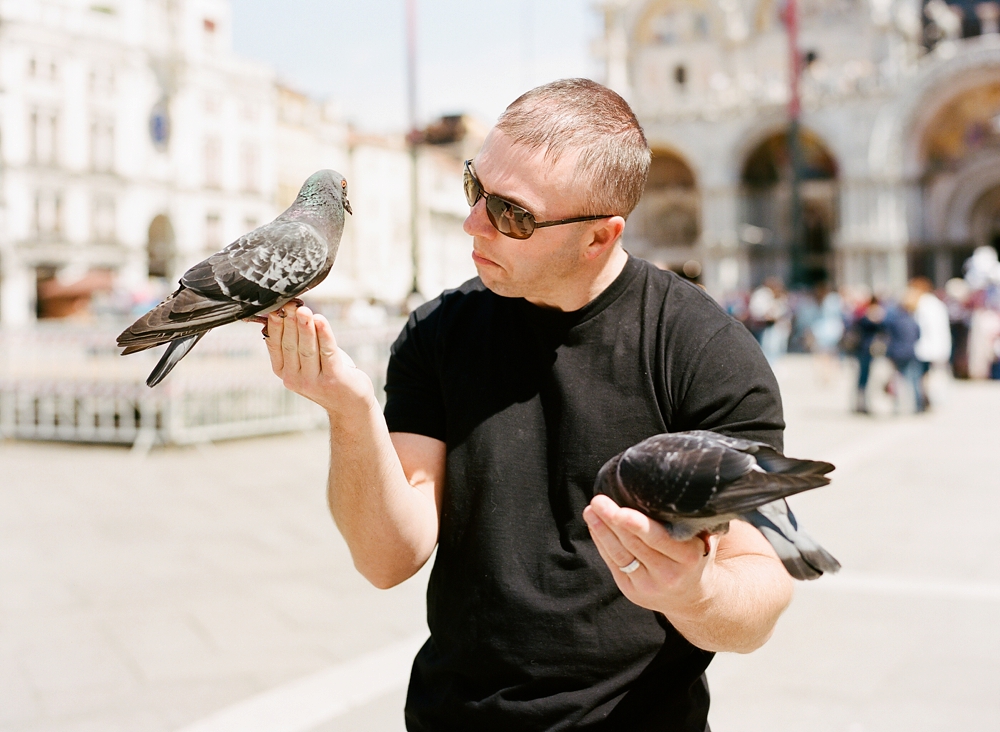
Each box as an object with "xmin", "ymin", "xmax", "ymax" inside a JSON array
[{"xmin": 476, "ymin": 269, "xmax": 521, "ymax": 298}]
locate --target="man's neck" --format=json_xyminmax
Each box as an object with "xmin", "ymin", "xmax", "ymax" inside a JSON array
[{"xmin": 525, "ymin": 246, "xmax": 629, "ymax": 312}]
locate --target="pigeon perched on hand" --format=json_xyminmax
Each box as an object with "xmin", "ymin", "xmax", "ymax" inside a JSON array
[
  {"xmin": 595, "ymin": 430, "xmax": 840, "ymax": 580},
  {"xmin": 117, "ymin": 170, "xmax": 351, "ymax": 387}
]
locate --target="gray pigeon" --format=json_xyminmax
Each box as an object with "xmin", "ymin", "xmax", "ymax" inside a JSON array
[
  {"xmin": 117, "ymin": 170, "xmax": 351, "ymax": 387},
  {"xmin": 594, "ymin": 430, "xmax": 840, "ymax": 580}
]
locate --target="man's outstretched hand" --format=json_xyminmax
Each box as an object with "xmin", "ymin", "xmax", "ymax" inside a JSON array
[
  {"xmin": 583, "ymin": 494, "xmax": 793, "ymax": 653},
  {"xmin": 264, "ymin": 304, "xmax": 376, "ymax": 418},
  {"xmin": 583, "ymin": 494, "xmax": 717, "ymax": 616}
]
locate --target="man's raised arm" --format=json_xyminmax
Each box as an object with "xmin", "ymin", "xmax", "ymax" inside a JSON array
[{"xmin": 265, "ymin": 305, "xmax": 444, "ymax": 589}]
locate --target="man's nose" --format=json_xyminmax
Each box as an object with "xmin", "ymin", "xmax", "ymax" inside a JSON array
[{"xmin": 463, "ymin": 199, "xmax": 496, "ymax": 239}]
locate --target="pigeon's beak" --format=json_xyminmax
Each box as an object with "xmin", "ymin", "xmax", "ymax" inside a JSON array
[{"xmin": 344, "ymin": 198, "xmax": 353, "ymax": 215}]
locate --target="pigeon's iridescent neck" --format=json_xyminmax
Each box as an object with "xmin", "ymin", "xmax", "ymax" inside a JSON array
[{"xmin": 277, "ymin": 191, "xmax": 344, "ymax": 246}]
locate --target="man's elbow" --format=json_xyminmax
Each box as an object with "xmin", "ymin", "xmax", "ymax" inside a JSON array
[
  {"xmin": 353, "ymin": 547, "xmax": 432, "ymax": 590},
  {"xmin": 735, "ymin": 571, "xmax": 794, "ymax": 654}
]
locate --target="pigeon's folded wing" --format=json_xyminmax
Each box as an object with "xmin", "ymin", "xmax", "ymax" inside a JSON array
[
  {"xmin": 182, "ymin": 220, "xmax": 329, "ymax": 307},
  {"xmin": 118, "ymin": 221, "xmax": 328, "ymax": 350}
]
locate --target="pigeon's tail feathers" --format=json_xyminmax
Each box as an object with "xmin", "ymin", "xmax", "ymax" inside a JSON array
[
  {"xmin": 706, "ymin": 469, "xmax": 831, "ymax": 516},
  {"xmin": 744, "ymin": 500, "xmax": 841, "ymax": 580},
  {"xmin": 146, "ymin": 333, "xmax": 205, "ymax": 387},
  {"xmin": 120, "ymin": 342, "xmax": 162, "ymax": 356},
  {"xmin": 117, "ymin": 288, "xmax": 246, "ymax": 349},
  {"xmin": 752, "ymin": 447, "xmax": 835, "ymax": 477}
]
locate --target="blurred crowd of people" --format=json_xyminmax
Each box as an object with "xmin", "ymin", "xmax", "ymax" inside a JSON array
[{"xmin": 722, "ymin": 245, "xmax": 1000, "ymax": 414}]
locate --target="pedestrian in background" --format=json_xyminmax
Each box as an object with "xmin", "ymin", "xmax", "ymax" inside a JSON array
[
  {"xmin": 848, "ymin": 294, "xmax": 886, "ymax": 414},
  {"xmin": 805, "ymin": 280, "xmax": 845, "ymax": 384},
  {"xmin": 910, "ymin": 277, "xmax": 952, "ymax": 408},
  {"xmin": 884, "ymin": 295, "xmax": 924, "ymax": 413},
  {"xmin": 748, "ymin": 277, "xmax": 791, "ymax": 366}
]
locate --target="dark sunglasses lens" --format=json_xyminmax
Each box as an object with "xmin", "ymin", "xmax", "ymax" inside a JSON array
[
  {"xmin": 485, "ymin": 196, "xmax": 534, "ymax": 240},
  {"xmin": 463, "ymin": 166, "xmax": 480, "ymax": 207}
]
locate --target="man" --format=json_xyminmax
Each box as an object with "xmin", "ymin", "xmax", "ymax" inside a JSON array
[{"xmin": 266, "ymin": 79, "xmax": 793, "ymax": 731}]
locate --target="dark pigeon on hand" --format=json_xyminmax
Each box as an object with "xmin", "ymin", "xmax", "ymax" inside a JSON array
[
  {"xmin": 594, "ymin": 430, "xmax": 840, "ymax": 580},
  {"xmin": 117, "ymin": 170, "xmax": 351, "ymax": 387}
]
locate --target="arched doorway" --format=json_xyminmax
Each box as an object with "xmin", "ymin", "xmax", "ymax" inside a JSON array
[
  {"xmin": 912, "ymin": 80, "xmax": 1000, "ymax": 283},
  {"xmin": 147, "ymin": 214, "xmax": 175, "ymax": 279},
  {"xmin": 626, "ymin": 149, "xmax": 701, "ymax": 277},
  {"xmin": 970, "ymin": 185, "xmax": 1000, "ymax": 255},
  {"xmin": 739, "ymin": 129, "xmax": 838, "ymax": 287}
]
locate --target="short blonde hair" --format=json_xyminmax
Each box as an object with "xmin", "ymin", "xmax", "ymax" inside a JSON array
[{"xmin": 495, "ymin": 78, "xmax": 651, "ymax": 219}]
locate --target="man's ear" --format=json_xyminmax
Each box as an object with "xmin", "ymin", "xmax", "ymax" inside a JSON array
[{"xmin": 584, "ymin": 216, "xmax": 626, "ymax": 260}]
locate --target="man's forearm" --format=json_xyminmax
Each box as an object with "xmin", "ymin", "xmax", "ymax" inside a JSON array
[
  {"xmin": 326, "ymin": 395, "xmax": 439, "ymax": 589},
  {"xmin": 664, "ymin": 550, "xmax": 793, "ymax": 653}
]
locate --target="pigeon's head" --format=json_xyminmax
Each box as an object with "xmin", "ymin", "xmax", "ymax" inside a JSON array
[{"xmin": 297, "ymin": 169, "xmax": 352, "ymax": 216}]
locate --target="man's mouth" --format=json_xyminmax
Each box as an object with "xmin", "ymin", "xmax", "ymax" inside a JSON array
[{"xmin": 472, "ymin": 250, "xmax": 498, "ymax": 267}]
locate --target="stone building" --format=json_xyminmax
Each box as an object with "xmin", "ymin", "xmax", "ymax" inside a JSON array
[
  {"xmin": 0, "ymin": 0, "xmax": 277, "ymax": 325},
  {"xmin": 0, "ymin": 0, "xmax": 478, "ymax": 326},
  {"xmin": 597, "ymin": 0, "xmax": 1000, "ymax": 295}
]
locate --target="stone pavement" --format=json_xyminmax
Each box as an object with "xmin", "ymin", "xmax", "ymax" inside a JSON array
[{"xmin": 1, "ymin": 356, "xmax": 998, "ymax": 732}]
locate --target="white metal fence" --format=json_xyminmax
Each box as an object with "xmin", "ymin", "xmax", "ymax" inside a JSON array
[{"xmin": 0, "ymin": 321, "xmax": 400, "ymax": 451}]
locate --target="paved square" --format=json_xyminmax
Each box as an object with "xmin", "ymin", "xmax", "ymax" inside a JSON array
[{"xmin": 1, "ymin": 356, "xmax": 997, "ymax": 731}]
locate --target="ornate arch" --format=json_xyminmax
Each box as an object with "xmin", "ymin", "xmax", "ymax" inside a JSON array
[{"xmin": 868, "ymin": 37, "xmax": 1000, "ymax": 179}]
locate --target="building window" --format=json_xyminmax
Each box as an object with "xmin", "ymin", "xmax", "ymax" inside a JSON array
[
  {"xmin": 31, "ymin": 109, "xmax": 59, "ymax": 165},
  {"xmin": 89, "ymin": 64, "xmax": 116, "ymax": 96},
  {"xmin": 91, "ymin": 119, "xmax": 115, "ymax": 172},
  {"xmin": 205, "ymin": 212, "xmax": 222, "ymax": 250},
  {"xmin": 28, "ymin": 55, "xmax": 58, "ymax": 81},
  {"xmin": 35, "ymin": 191, "xmax": 63, "ymax": 237},
  {"xmin": 92, "ymin": 196, "xmax": 116, "ymax": 243},
  {"xmin": 241, "ymin": 142, "xmax": 259, "ymax": 192},
  {"xmin": 204, "ymin": 137, "xmax": 222, "ymax": 188},
  {"xmin": 674, "ymin": 65, "xmax": 687, "ymax": 88}
]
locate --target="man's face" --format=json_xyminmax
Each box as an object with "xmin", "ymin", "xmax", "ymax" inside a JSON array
[{"xmin": 463, "ymin": 130, "xmax": 600, "ymax": 305}]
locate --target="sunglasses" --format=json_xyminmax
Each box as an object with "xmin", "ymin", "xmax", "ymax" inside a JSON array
[{"xmin": 463, "ymin": 160, "xmax": 614, "ymax": 240}]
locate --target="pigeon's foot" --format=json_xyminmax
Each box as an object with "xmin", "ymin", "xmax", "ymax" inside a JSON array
[
  {"xmin": 274, "ymin": 298, "xmax": 306, "ymax": 319},
  {"xmin": 696, "ymin": 530, "xmax": 712, "ymax": 557},
  {"xmin": 245, "ymin": 315, "xmax": 269, "ymax": 325}
]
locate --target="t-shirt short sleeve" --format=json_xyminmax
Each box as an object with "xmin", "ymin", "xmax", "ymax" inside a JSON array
[
  {"xmin": 383, "ymin": 305, "xmax": 447, "ymax": 441},
  {"xmin": 674, "ymin": 319, "xmax": 785, "ymax": 452}
]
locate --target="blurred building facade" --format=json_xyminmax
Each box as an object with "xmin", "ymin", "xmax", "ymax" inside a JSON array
[
  {"xmin": 0, "ymin": 0, "xmax": 277, "ymax": 325},
  {"xmin": 0, "ymin": 0, "xmax": 478, "ymax": 326},
  {"xmin": 599, "ymin": 0, "xmax": 1000, "ymax": 295},
  {"xmin": 274, "ymin": 93, "xmax": 481, "ymax": 307}
]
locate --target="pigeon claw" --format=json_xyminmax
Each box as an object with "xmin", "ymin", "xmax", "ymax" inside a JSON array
[{"xmin": 696, "ymin": 530, "xmax": 712, "ymax": 558}]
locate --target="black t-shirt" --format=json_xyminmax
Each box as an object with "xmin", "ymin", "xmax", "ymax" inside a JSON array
[{"xmin": 384, "ymin": 255, "xmax": 784, "ymax": 732}]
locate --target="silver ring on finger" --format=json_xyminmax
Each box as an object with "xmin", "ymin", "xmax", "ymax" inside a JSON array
[{"xmin": 618, "ymin": 558, "xmax": 641, "ymax": 575}]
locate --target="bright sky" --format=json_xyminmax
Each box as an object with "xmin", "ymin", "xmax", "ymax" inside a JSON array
[{"xmin": 230, "ymin": 0, "xmax": 603, "ymax": 133}]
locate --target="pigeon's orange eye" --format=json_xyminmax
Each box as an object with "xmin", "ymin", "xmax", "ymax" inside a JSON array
[{"xmin": 341, "ymin": 180, "xmax": 347, "ymax": 189}]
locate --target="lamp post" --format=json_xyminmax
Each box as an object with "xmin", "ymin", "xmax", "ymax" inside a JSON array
[
  {"xmin": 782, "ymin": 0, "xmax": 805, "ymax": 287},
  {"xmin": 405, "ymin": 0, "xmax": 421, "ymax": 299}
]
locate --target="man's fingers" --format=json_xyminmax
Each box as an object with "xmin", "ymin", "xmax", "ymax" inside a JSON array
[
  {"xmin": 589, "ymin": 495, "xmax": 701, "ymax": 567},
  {"xmin": 315, "ymin": 315, "xmax": 340, "ymax": 363},
  {"xmin": 583, "ymin": 506, "xmax": 638, "ymax": 572},
  {"xmin": 265, "ymin": 310, "xmax": 286, "ymax": 373},
  {"xmin": 280, "ymin": 303, "xmax": 301, "ymax": 372},
  {"xmin": 296, "ymin": 307, "xmax": 320, "ymax": 380}
]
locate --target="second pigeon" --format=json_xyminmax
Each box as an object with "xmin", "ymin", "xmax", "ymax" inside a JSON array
[{"xmin": 594, "ymin": 430, "xmax": 840, "ymax": 580}]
